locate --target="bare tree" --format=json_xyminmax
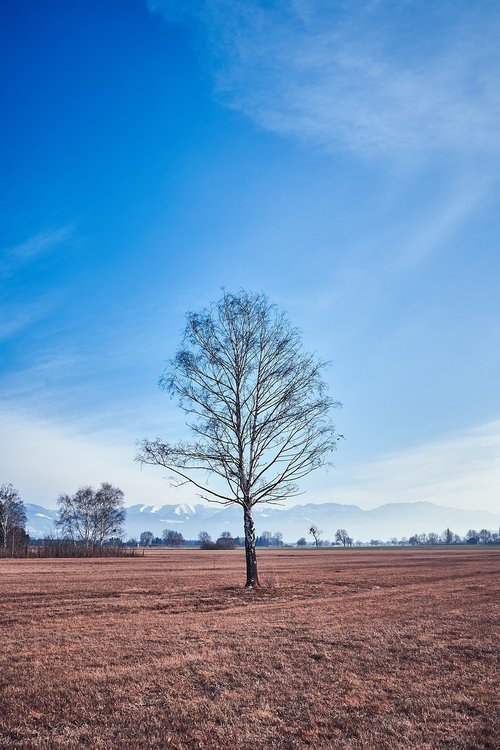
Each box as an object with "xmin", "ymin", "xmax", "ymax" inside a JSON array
[
  {"xmin": 335, "ymin": 528, "xmax": 352, "ymax": 547},
  {"xmin": 465, "ymin": 529, "xmax": 479, "ymax": 544},
  {"xmin": 198, "ymin": 530, "xmax": 212, "ymax": 545},
  {"xmin": 215, "ymin": 533, "xmax": 236, "ymax": 550},
  {"xmin": 163, "ymin": 529, "xmax": 184, "ymax": 547},
  {"xmin": 441, "ymin": 527, "xmax": 454, "ymax": 544},
  {"xmin": 272, "ymin": 531, "xmax": 283, "ymax": 548},
  {"xmin": 137, "ymin": 291, "xmax": 340, "ymax": 587},
  {"xmin": 0, "ymin": 484, "xmax": 27, "ymax": 552},
  {"xmin": 309, "ymin": 524, "xmax": 322, "ymax": 548},
  {"xmin": 57, "ymin": 483, "xmax": 125, "ymax": 547},
  {"xmin": 140, "ymin": 531, "xmax": 154, "ymax": 547},
  {"xmin": 478, "ymin": 529, "xmax": 492, "ymax": 544},
  {"xmin": 256, "ymin": 530, "xmax": 273, "ymax": 547}
]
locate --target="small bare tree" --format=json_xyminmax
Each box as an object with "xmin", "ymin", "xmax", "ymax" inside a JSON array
[
  {"xmin": 309, "ymin": 524, "xmax": 322, "ymax": 548},
  {"xmin": 140, "ymin": 531, "xmax": 154, "ymax": 547},
  {"xmin": 478, "ymin": 529, "xmax": 492, "ymax": 544},
  {"xmin": 137, "ymin": 291, "xmax": 340, "ymax": 587},
  {"xmin": 465, "ymin": 529, "xmax": 479, "ymax": 544},
  {"xmin": 441, "ymin": 527, "xmax": 454, "ymax": 545},
  {"xmin": 198, "ymin": 530, "xmax": 212, "ymax": 545},
  {"xmin": 335, "ymin": 528, "xmax": 352, "ymax": 547}
]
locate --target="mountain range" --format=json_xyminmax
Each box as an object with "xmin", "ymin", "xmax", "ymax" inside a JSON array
[{"xmin": 25, "ymin": 500, "xmax": 500, "ymax": 543}]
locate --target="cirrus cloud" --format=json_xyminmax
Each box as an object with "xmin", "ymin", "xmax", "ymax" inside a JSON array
[{"xmin": 149, "ymin": 0, "xmax": 500, "ymax": 158}]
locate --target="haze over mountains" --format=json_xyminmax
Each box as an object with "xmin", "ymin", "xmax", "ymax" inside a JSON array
[{"xmin": 26, "ymin": 501, "xmax": 500, "ymax": 543}]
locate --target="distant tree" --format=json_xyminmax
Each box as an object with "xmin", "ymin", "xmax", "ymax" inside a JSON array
[
  {"xmin": 198, "ymin": 531, "xmax": 212, "ymax": 545},
  {"xmin": 137, "ymin": 291, "xmax": 340, "ymax": 588},
  {"xmin": 215, "ymin": 535, "xmax": 236, "ymax": 550},
  {"xmin": 163, "ymin": 529, "xmax": 184, "ymax": 547},
  {"xmin": 57, "ymin": 483, "xmax": 126, "ymax": 547},
  {"xmin": 335, "ymin": 529, "xmax": 352, "ymax": 547},
  {"xmin": 427, "ymin": 532, "xmax": 439, "ymax": 545},
  {"xmin": 0, "ymin": 484, "xmax": 27, "ymax": 552},
  {"xmin": 140, "ymin": 531, "xmax": 154, "ymax": 547},
  {"xmin": 441, "ymin": 528, "xmax": 454, "ymax": 544},
  {"xmin": 255, "ymin": 530, "xmax": 284, "ymax": 547},
  {"xmin": 309, "ymin": 524, "xmax": 322, "ymax": 548},
  {"xmin": 478, "ymin": 529, "xmax": 492, "ymax": 544},
  {"xmin": 272, "ymin": 531, "xmax": 283, "ymax": 547},
  {"xmin": 370, "ymin": 539, "xmax": 382, "ymax": 547},
  {"xmin": 106, "ymin": 536, "xmax": 123, "ymax": 547},
  {"xmin": 389, "ymin": 537, "xmax": 398, "ymax": 546},
  {"xmin": 127, "ymin": 538, "xmax": 138, "ymax": 547},
  {"xmin": 297, "ymin": 537, "xmax": 307, "ymax": 547},
  {"xmin": 256, "ymin": 530, "xmax": 273, "ymax": 547},
  {"xmin": 408, "ymin": 535, "xmax": 418, "ymax": 546},
  {"xmin": 452, "ymin": 533, "xmax": 462, "ymax": 544},
  {"xmin": 465, "ymin": 529, "xmax": 479, "ymax": 544}
]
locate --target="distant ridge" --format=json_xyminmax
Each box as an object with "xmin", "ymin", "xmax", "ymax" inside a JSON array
[{"xmin": 25, "ymin": 500, "xmax": 500, "ymax": 542}]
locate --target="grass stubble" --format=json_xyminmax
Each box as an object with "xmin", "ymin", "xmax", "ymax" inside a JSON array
[{"xmin": 0, "ymin": 547, "xmax": 498, "ymax": 749}]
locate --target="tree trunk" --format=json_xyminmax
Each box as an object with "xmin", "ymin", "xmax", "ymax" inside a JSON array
[{"xmin": 243, "ymin": 504, "xmax": 259, "ymax": 588}]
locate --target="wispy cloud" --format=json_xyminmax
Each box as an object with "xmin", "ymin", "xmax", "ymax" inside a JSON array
[
  {"xmin": 0, "ymin": 351, "xmax": 86, "ymax": 399},
  {"xmin": 0, "ymin": 299, "xmax": 57, "ymax": 342},
  {"xmin": 314, "ymin": 420, "xmax": 500, "ymax": 513},
  {"xmin": 150, "ymin": 1, "xmax": 500, "ymax": 159},
  {"xmin": 396, "ymin": 172, "xmax": 494, "ymax": 268},
  {"xmin": 0, "ymin": 224, "xmax": 75, "ymax": 276},
  {"xmin": 0, "ymin": 224, "xmax": 75, "ymax": 338},
  {"xmin": 0, "ymin": 406, "xmax": 189, "ymax": 508}
]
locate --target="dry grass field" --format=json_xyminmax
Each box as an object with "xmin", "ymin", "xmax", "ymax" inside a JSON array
[{"xmin": 1, "ymin": 547, "xmax": 498, "ymax": 749}]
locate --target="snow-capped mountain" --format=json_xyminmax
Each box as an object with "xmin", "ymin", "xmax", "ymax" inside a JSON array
[{"xmin": 24, "ymin": 500, "xmax": 500, "ymax": 542}]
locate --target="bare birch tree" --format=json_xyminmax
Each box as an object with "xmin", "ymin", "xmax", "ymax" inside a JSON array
[
  {"xmin": 57, "ymin": 483, "xmax": 125, "ymax": 547},
  {"xmin": 137, "ymin": 291, "xmax": 340, "ymax": 587}
]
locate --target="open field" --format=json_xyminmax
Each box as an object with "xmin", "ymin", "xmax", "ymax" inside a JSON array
[{"xmin": 1, "ymin": 548, "xmax": 498, "ymax": 749}]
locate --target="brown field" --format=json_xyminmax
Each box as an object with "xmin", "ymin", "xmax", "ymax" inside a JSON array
[{"xmin": 1, "ymin": 548, "xmax": 499, "ymax": 750}]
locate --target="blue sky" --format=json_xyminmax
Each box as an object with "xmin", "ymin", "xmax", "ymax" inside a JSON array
[{"xmin": 1, "ymin": 0, "xmax": 499, "ymax": 512}]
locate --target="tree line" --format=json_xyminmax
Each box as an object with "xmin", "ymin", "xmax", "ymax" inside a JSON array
[
  {"xmin": 0, "ymin": 482, "xmax": 128, "ymax": 558},
  {"xmin": 2, "ymin": 480, "xmax": 498, "ymax": 560},
  {"xmin": 302, "ymin": 526, "xmax": 500, "ymax": 547},
  {"xmin": 132, "ymin": 530, "xmax": 243, "ymax": 549}
]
